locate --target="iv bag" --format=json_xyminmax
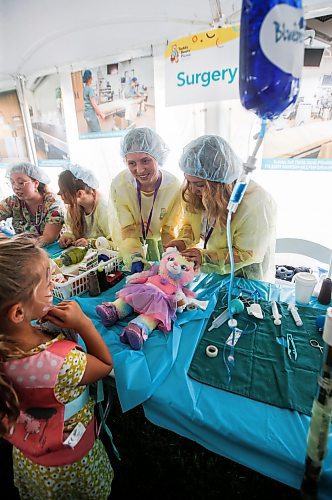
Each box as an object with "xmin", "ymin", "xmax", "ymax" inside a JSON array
[{"xmin": 239, "ymin": 0, "xmax": 305, "ymax": 120}]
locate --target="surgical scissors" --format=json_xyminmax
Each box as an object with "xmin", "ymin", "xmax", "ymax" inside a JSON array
[{"xmin": 309, "ymin": 339, "xmax": 324, "ymax": 353}]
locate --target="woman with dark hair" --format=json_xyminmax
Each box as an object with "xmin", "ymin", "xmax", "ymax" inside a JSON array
[
  {"xmin": 82, "ymin": 69, "xmax": 105, "ymax": 133},
  {"xmin": 0, "ymin": 162, "xmax": 64, "ymax": 246}
]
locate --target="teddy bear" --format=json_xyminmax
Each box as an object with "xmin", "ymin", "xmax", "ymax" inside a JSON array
[{"xmin": 96, "ymin": 247, "xmax": 198, "ymax": 350}]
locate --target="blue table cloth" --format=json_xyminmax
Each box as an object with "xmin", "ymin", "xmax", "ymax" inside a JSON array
[
  {"xmin": 45, "ymin": 241, "xmax": 62, "ymax": 258},
  {"xmin": 66, "ymin": 273, "xmax": 331, "ymax": 499}
]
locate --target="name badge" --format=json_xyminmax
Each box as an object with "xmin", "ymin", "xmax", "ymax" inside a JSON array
[
  {"xmin": 160, "ymin": 208, "xmax": 166, "ymax": 220},
  {"xmin": 63, "ymin": 422, "xmax": 86, "ymax": 448},
  {"xmin": 142, "ymin": 241, "xmax": 148, "ymax": 259}
]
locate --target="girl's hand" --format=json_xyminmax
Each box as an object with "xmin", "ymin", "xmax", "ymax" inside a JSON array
[
  {"xmin": 59, "ymin": 235, "xmax": 73, "ymax": 248},
  {"xmin": 75, "ymin": 238, "xmax": 89, "ymax": 247},
  {"xmin": 180, "ymin": 248, "xmax": 202, "ymax": 270},
  {"xmin": 43, "ymin": 301, "xmax": 91, "ymax": 332}
]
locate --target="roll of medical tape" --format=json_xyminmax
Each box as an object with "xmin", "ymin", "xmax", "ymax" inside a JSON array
[{"xmin": 206, "ymin": 345, "xmax": 218, "ymax": 358}]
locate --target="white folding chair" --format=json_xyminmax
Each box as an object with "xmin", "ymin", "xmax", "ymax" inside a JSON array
[
  {"xmin": 276, "ymin": 238, "xmax": 332, "ymax": 267},
  {"xmin": 275, "ymin": 238, "xmax": 332, "ymax": 287}
]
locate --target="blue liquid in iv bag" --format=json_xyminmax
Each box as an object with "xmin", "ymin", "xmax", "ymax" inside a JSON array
[{"xmin": 239, "ymin": 0, "xmax": 305, "ymax": 120}]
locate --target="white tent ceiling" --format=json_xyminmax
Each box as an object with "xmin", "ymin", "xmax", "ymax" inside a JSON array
[{"xmin": 0, "ymin": 0, "xmax": 332, "ymax": 86}]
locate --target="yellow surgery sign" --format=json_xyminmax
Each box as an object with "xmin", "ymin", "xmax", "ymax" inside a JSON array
[{"xmin": 164, "ymin": 26, "xmax": 240, "ymax": 58}]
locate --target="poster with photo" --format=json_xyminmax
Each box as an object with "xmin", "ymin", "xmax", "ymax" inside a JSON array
[
  {"xmin": 262, "ymin": 52, "xmax": 332, "ymax": 171},
  {"xmin": 26, "ymin": 73, "xmax": 70, "ymax": 167},
  {"xmin": 72, "ymin": 55, "xmax": 155, "ymax": 139},
  {"xmin": 0, "ymin": 89, "xmax": 29, "ymax": 167}
]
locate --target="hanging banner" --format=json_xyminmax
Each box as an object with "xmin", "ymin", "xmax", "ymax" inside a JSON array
[
  {"xmin": 262, "ymin": 60, "xmax": 332, "ymax": 171},
  {"xmin": 26, "ymin": 73, "xmax": 70, "ymax": 167},
  {"xmin": 72, "ymin": 55, "xmax": 155, "ymax": 139},
  {"xmin": 164, "ymin": 26, "xmax": 240, "ymax": 107}
]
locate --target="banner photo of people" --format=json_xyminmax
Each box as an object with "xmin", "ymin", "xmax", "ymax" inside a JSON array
[
  {"xmin": 262, "ymin": 50, "xmax": 332, "ymax": 171},
  {"xmin": 25, "ymin": 73, "xmax": 70, "ymax": 167},
  {"xmin": 72, "ymin": 55, "xmax": 155, "ymax": 139},
  {"xmin": 164, "ymin": 26, "xmax": 240, "ymax": 107},
  {"xmin": 0, "ymin": 89, "xmax": 29, "ymax": 200}
]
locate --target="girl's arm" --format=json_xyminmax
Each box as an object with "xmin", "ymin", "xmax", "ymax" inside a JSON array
[
  {"xmin": 160, "ymin": 186, "xmax": 182, "ymax": 247},
  {"xmin": 38, "ymin": 222, "xmax": 63, "ymax": 246},
  {"xmin": 87, "ymin": 201, "xmax": 114, "ymax": 249},
  {"xmin": 110, "ymin": 182, "xmax": 144, "ymax": 267},
  {"xmin": 41, "ymin": 197, "xmax": 65, "ymax": 246},
  {"xmin": 168, "ymin": 206, "xmax": 200, "ymax": 251},
  {"xmin": 43, "ymin": 301, "xmax": 113, "ymax": 384}
]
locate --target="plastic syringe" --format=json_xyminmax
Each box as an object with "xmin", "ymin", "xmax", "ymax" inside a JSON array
[
  {"xmin": 208, "ymin": 299, "xmax": 244, "ymax": 331},
  {"xmin": 288, "ymin": 304, "xmax": 303, "ymax": 327},
  {"xmin": 271, "ymin": 301, "xmax": 282, "ymax": 326}
]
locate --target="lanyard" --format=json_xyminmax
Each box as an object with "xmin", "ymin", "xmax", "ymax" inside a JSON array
[
  {"xmin": 21, "ymin": 201, "xmax": 44, "ymax": 235},
  {"xmin": 204, "ymin": 224, "xmax": 214, "ymax": 249},
  {"xmin": 136, "ymin": 173, "xmax": 162, "ymax": 242}
]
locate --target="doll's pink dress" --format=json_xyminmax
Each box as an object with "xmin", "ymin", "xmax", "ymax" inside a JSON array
[{"xmin": 117, "ymin": 274, "xmax": 178, "ymax": 332}]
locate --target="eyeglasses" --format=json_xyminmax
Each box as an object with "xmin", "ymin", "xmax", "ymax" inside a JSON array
[{"xmin": 7, "ymin": 179, "xmax": 33, "ymax": 189}]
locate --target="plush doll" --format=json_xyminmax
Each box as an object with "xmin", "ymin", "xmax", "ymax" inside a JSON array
[{"xmin": 96, "ymin": 247, "xmax": 198, "ymax": 350}]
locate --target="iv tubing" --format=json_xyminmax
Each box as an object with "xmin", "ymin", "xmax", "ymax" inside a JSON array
[{"xmin": 226, "ymin": 119, "xmax": 267, "ymax": 324}]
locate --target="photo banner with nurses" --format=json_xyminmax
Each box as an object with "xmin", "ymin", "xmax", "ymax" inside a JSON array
[
  {"xmin": 164, "ymin": 26, "xmax": 240, "ymax": 107},
  {"xmin": 72, "ymin": 55, "xmax": 155, "ymax": 140},
  {"xmin": 261, "ymin": 59, "xmax": 332, "ymax": 171}
]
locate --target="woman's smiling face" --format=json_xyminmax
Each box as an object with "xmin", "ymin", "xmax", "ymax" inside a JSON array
[{"xmin": 126, "ymin": 152, "xmax": 159, "ymax": 190}]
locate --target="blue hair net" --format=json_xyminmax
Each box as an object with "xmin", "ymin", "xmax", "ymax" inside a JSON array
[
  {"xmin": 6, "ymin": 162, "xmax": 50, "ymax": 184},
  {"xmin": 179, "ymin": 135, "xmax": 242, "ymax": 183},
  {"xmin": 82, "ymin": 70, "xmax": 92, "ymax": 83},
  {"xmin": 120, "ymin": 128, "xmax": 169, "ymax": 166},
  {"xmin": 62, "ymin": 164, "xmax": 99, "ymax": 189}
]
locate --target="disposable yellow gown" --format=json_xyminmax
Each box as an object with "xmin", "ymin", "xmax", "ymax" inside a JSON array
[
  {"xmin": 178, "ymin": 180, "xmax": 277, "ymax": 282},
  {"xmin": 110, "ymin": 169, "xmax": 182, "ymax": 266},
  {"xmin": 62, "ymin": 197, "xmax": 113, "ymax": 248}
]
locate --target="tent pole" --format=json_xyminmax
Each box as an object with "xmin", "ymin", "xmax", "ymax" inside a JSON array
[{"xmin": 301, "ymin": 308, "xmax": 332, "ymax": 499}]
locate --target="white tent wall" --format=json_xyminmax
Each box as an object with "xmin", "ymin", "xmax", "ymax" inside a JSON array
[{"xmin": 0, "ymin": 0, "xmax": 211, "ymax": 81}]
